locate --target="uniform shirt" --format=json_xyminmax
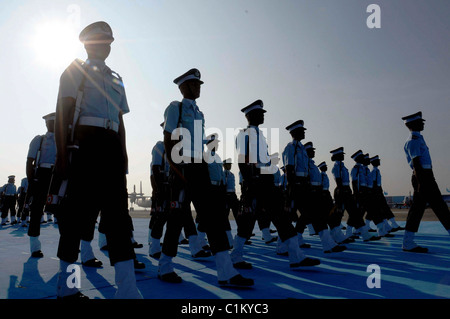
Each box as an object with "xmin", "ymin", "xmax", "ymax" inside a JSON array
[
  {"xmin": 235, "ymin": 126, "xmax": 271, "ymax": 168},
  {"xmin": 332, "ymin": 161, "xmax": 350, "ymax": 186},
  {"xmin": 364, "ymin": 165, "xmax": 373, "ymax": 189},
  {"xmin": 282, "ymin": 140, "xmax": 309, "ymax": 177},
  {"xmin": 205, "ymin": 151, "xmax": 225, "ymax": 185},
  {"xmin": 321, "ymin": 172, "xmax": 330, "ymax": 191},
  {"xmin": 18, "ymin": 178, "xmax": 28, "ymax": 193},
  {"xmin": 371, "ymin": 167, "xmax": 382, "ymax": 188},
  {"xmin": 58, "ymin": 59, "xmax": 129, "ymax": 126},
  {"xmin": 404, "ymin": 131, "xmax": 432, "ymax": 170},
  {"xmin": 1, "ymin": 183, "xmax": 17, "ymax": 196},
  {"xmin": 163, "ymin": 98, "xmax": 205, "ymax": 161},
  {"xmin": 351, "ymin": 163, "xmax": 367, "ymax": 190},
  {"xmin": 27, "ymin": 132, "xmax": 56, "ymax": 166},
  {"xmin": 150, "ymin": 141, "xmax": 170, "ymax": 176},
  {"xmin": 224, "ymin": 170, "xmax": 236, "ymax": 192},
  {"xmin": 308, "ymin": 159, "xmax": 321, "ymax": 186}
]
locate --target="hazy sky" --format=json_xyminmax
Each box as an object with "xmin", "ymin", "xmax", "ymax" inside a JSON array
[{"xmin": 1, "ymin": 0, "xmax": 449, "ymax": 198}]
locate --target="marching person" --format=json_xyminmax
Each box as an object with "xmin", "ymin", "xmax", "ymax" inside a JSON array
[
  {"xmin": 318, "ymin": 162, "xmax": 349, "ymax": 244},
  {"xmin": 223, "ymin": 159, "xmax": 239, "ymax": 222},
  {"xmin": 149, "ymin": 128, "xmax": 210, "ymax": 261},
  {"xmin": 1, "ymin": 176, "xmax": 17, "ymax": 225},
  {"xmin": 330, "ymin": 147, "xmax": 379, "ymax": 242},
  {"xmin": 369, "ymin": 155, "xmax": 404, "ymax": 232},
  {"xmin": 159, "ymin": 68, "xmax": 253, "ymax": 286},
  {"xmin": 233, "ymin": 103, "xmax": 320, "ymax": 269},
  {"xmin": 17, "ymin": 177, "xmax": 29, "ymax": 226},
  {"xmin": 25, "ymin": 112, "xmax": 57, "ymax": 258},
  {"xmin": 401, "ymin": 111, "xmax": 450, "ymax": 252},
  {"xmin": 205, "ymin": 134, "xmax": 234, "ymax": 247},
  {"xmin": 283, "ymin": 130, "xmax": 344, "ymax": 253},
  {"xmin": 350, "ymin": 150, "xmax": 388, "ymax": 239},
  {"xmin": 54, "ymin": 21, "xmax": 141, "ymax": 298}
]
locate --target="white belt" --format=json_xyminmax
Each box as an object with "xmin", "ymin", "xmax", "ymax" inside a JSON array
[
  {"xmin": 211, "ymin": 181, "xmax": 221, "ymax": 186},
  {"xmin": 39, "ymin": 163, "xmax": 54, "ymax": 169},
  {"xmin": 227, "ymin": 189, "xmax": 235, "ymax": 193},
  {"xmin": 78, "ymin": 116, "xmax": 119, "ymax": 133},
  {"xmin": 296, "ymin": 172, "xmax": 307, "ymax": 177}
]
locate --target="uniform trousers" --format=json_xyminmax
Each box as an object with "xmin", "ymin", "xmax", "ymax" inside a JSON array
[
  {"xmin": 17, "ymin": 190, "xmax": 27, "ymax": 220},
  {"xmin": 333, "ymin": 186, "xmax": 365, "ymax": 229},
  {"xmin": 56, "ymin": 126, "xmax": 135, "ymax": 265},
  {"xmin": 372, "ymin": 187, "xmax": 395, "ymax": 220},
  {"xmin": 27, "ymin": 167, "xmax": 53, "ymax": 237},
  {"xmin": 357, "ymin": 188, "xmax": 384, "ymax": 226},
  {"xmin": 225, "ymin": 192, "xmax": 239, "ymax": 220},
  {"xmin": 321, "ymin": 189, "xmax": 342, "ymax": 229},
  {"xmin": 292, "ymin": 183, "xmax": 328, "ymax": 234},
  {"xmin": 149, "ymin": 175, "xmax": 198, "ymax": 240},
  {"xmin": 1, "ymin": 196, "xmax": 16, "ymax": 219},
  {"xmin": 161, "ymin": 162, "xmax": 230, "ymax": 257},
  {"xmin": 236, "ymin": 174, "xmax": 296, "ymax": 242},
  {"xmin": 406, "ymin": 170, "xmax": 450, "ymax": 232}
]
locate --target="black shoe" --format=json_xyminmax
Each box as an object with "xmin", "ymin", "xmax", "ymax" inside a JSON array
[
  {"xmin": 158, "ymin": 272, "xmax": 182, "ymax": 283},
  {"xmin": 132, "ymin": 242, "xmax": 143, "ymax": 249},
  {"xmin": 245, "ymin": 240, "xmax": 252, "ymax": 245},
  {"xmin": 31, "ymin": 250, "xmax": 44, "ymax": 258},
  {"xmin": 383, "ymin": 233, "xmax": 395, "ymax": 238},
  {"xmin": 341, "ymin": 237, "xmax": 355, "ymax": 244},
  {"xmin": 324, "ymin": 245, "xmax": 347, "ymax": 253},
  {"xmin": 82, "ymin": 258, "xmax": 103, "ymax": 268},
  {"xmin": 368, "ymin": 228, "xmax": 377, "ymax": 232},
  {"xmin": 364, "ymin": 235, "xmax": 381, "ymax": 242},
  {"xmin": 277, "ymin": 251, "xmax": 289, "ymax": 256},
  {"xmin": 290, "ymin": 257, "xmax": 321, "ymax": 268},
  {"xmin": 270, "ymin": 229, "xmax": 277, "ymax": 234},
  {"xmin": 149, "ymin": 251, "xmax": 161, "ymax": 259},
  {"xmin": 57, "ymin": 292, "xmax": 89, "ymax": 300},
  {"xmin": 219, "ymin": 274, "xmax": 254, "ymax": 287},
  {"xmin": 403, "ymin": 246, "xmax": 428, "ymax": 253},
  {"xmin": 300, "ymin": 243, "xmax": 311, "ymax": 249},
  {"xmin": 202, "ymin": 245, "xmax": 211, "ymax": 251},
  {"xmin": 179, "ymin": 238, "xmax": 189, "ymax": 245},
  {"xmin": 11, "ymin": 220, "xmax": 18, "ymax": 225},
  {"xmin": 265, "ymin": 237, "xmax": 278, "ymax": 244},
  {"xmin": 134, "ymin": 259, "xmax": 145, "ymax": 269},
  {"xmin": 233, "ymin": 261, "xmax": 253, "ymax": 269},
  {"xmin": 192, "ymin": 250, "xmax": 212, "ymax": 259},
  {"xmin": 391, "ymin": 226, "xmax": 405, "ymax": 232}
]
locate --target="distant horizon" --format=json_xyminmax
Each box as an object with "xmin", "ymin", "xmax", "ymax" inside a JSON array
[{"xmin": 1, "ymin": 1, "xmax": 449, "ymax": 198}]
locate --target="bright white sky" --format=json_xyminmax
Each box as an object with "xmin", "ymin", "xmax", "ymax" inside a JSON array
[{"xmin": 1, "ymin": 0, "xmax": 449, "ymax": 197}]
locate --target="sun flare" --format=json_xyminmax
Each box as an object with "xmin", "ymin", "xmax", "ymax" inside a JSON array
[{"xmin": 31, "ymin": 20, "xmax": 80, "ymax": 69}]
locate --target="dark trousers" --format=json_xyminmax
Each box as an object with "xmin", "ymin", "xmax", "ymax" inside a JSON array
[
  {"xmin": 17, "ymin": 191, "xmax": 27, "ymax": 220},
  {"xmin": 149, "ymin": 176, "xmax": 198, "ymax": 240},
  {"xmin": 357, "ymin": 189, "xmax": 384, "ymax": 225},
  {"xmin": 372, "ymin": 187, "xmax": 395, "ymax": 220},
  {"xmin": 1, "ymin": 196, "xmax": 16, "ymax": 219},
  {"xmin": 406, "ymin": 171, "xmax": 450, "ymax": 232},
  {"xmin": 292, "ymin": 184, "xmax": 328, "ymax": 234},
  {"xmin": 237, "ymin": 175, "xmax": 296, "ymax": 242},
  {"xmin": 162, "ymin": 162, "xmax": 230, "ymax": 257},
  {"xmin": 27, "ymin": 168, "xmax": 53, "ymax": 237},
  {"xmin": 334, "ymin": 186, "xmax": 365, "ymax": 229},
  {"xmin": 56, "ymin": 126, "xmax": 135, "ymax": 265}
]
